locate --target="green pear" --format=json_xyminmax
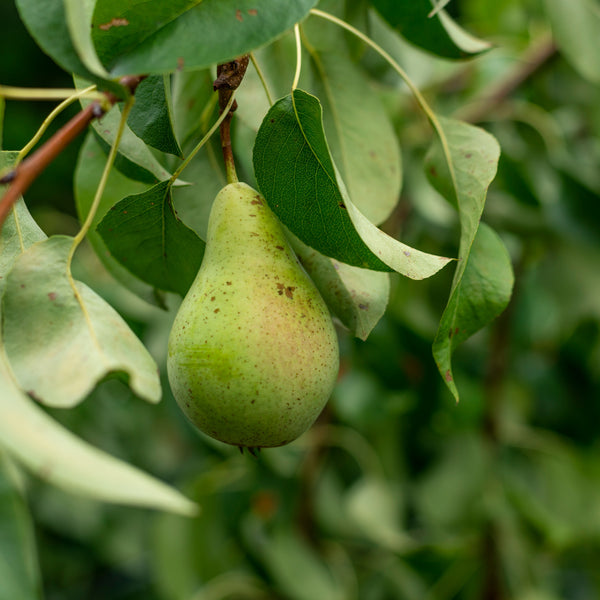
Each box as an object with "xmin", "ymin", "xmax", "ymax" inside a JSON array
[{"xmin": 167, "ymin": 182, "xmax": 339, "ymax": 449}]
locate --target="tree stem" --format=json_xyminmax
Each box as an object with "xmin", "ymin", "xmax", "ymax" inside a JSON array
[
  {"xmin": 456, "ymin": 33, "xmax": 557, "ymax": 124},
  {"xmin": 214, "ymin": 56, "xmax": 249, "ymax": 185}
]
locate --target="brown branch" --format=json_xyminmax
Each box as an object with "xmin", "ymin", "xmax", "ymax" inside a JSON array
[
  {"xmin": 213, "ymin": 55, "xmax": 249, "ymax": 183},
  {"xmin": 0, "ymin": 75, "xmax": 146, "ymax": 232},
  {"xmin": 456, "ymin": 33, "xmax": 557, "ymax": 124}
]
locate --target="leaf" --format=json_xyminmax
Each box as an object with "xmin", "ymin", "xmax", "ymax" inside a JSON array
[
  {"xmin": 15, "ymin": 0, "xmax": 121, "ymax": 94},
  {"xmin": 74, "ymin": 132, "xmax": 157, "ymax": 303},
  {"xmin": 63, "ymin": 0, "xmax": 111, "ymax": 79},
  {"xmin": 0, "ymin": 154, "xmax": 47, "ymax": 280},
  {"xmin": 290, "ymin": 235, "xmax": 390, "ymax": 340},
  {"xmin": 0, "ymin": 189, "xmax": 196, "ymax": 516},
  {"xmin": 92, "ymin": 0, "xmax": 319, "ymax": 76},
  {"xmin": 433, "ymin": 223, "xmax": 513, "ymax": 393},
  {"xmin": 253, "ymin": 89, "xmax": 450, "ymax": 279},
  {"xmin": 169, "ymin": 69, "xmax": 227, "ymax": 240},
  {"xmin": 2, "ymin": 236, "xmax": 162, "ymax": 408},
  {"xmin": 344, "ymin": 477, "xmax": 410, "ymax": 551},
  {"xmin": 75, "ymin": 76, "xmax": 174, "ymax": 184},
  {"xmin": 255, "ymin": 528, "xmax": 345, "ymax": 600},
  {"xmin": 171, "ymin": 68, "xmax": 217, "ymax": 149},
  {"xmin": 425, "ymin": 118, "xmax": 508, "ymax": 399},
  {"xmin": 301, "ymin": 24, "xmax": 402, "ymax": 224},
  {"xmin": 544, "ymin": 0, "xmax": 600, "ymax": 83},
  {"xmin": 127, "ymin": 75, "xmax": 183, "ymax": 157},
  {"xmin": 0, "ymin": 359, "xmax": 197, "ymax": 515},
  {"xmin": 97, "ymin": 181, "xmax": 205, "ymax": 295},
  {"xmin": 370, "ymin": 0, "xmax": 491, "ymax": 59},
  {"xmin": 0, "ymin": 452, "xmax": 41, "ymax": 600}
]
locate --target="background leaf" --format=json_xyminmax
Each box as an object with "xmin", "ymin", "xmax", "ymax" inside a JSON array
[
  {"xmin": 97, "ymin": 181, "xmax": 205, "ymax": 295},
  {"xmin": 92, "ymin": 0, "xmax": 319, "ymax": 76},
  {"xmin": 2, "ymin": 236, "xmax": 162, "ymax": 408},
  {"xmin": 127, "ymin": 75, "xmax": 182, "ymax": 157},
  {"xmin": 544, "ymin": 0, "xmax": 600, "ymax": 83},
  {"xmin": 253, "ymin": 90, "xmax": 451, "ymax": 278},
  {"xmin": 0, "ymin": 452, "xmax": 41, "ymax": 600},
  {"xmin": 370, "ymin": 0, "xmax": 491, "ymax": 59}
]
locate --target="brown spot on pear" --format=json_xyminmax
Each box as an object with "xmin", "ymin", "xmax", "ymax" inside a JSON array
[{"xmin": 167, "ymin": 182, "xmax": 339, "ymax": 448}]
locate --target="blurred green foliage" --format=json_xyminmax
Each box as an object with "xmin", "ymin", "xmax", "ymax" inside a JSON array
[{"xmin": 2, "ymin": 0, "xmax": 600, "ymax": 598}]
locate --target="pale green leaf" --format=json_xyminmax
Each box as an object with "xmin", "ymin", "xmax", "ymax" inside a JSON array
[
  {"xmin": 64, "ymin": 0, "xmax": 110, "ymax": 78},
  {"xmin": 0, "ymin": 452, "xmax": 41, "ymax": 600},
  {"xmin": 291, "ymin": 235, "xmax": 390, "ymax": 340},
  {"xmin": 255, "ymin": 528, "xmax": 345, "ymax": 600},
  {"xmin": 2, "ymin": 236, "xmax": 161, "ymax": 408},
  {"xmin": 345, "ymin": 477, "xmax": 410, "ymax": 551},
  {"xmin": 426, "ymin": 118, "xmax": 507, "ymax": 399},
  {"xmin": 0, "ymin": 358, "xmax": 197, "ymax": 515},
  {"xmin": 544, "ymin": 0, "xmax": 600, "ymax": 83}
]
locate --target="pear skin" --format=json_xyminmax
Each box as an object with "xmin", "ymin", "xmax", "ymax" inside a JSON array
[{"xmin": 167, "ymin": 182, "xmax": 339, "ymax": 448}]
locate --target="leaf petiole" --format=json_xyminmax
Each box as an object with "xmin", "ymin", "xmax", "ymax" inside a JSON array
[
  {"xmin": 0, "ymin": 85, "xmax": 103, "ymax": 102},
  {"xmin": 170, "ymin": 90, "xmax": 237, "ymax": 184},
  {"xmin": 291, "ymin": 23, "xmax": 302, "ymax": 91},
  {"xmin": 249, "ymin": 53, "xmax": 274, "ymax": 106},
  {"xmin": 70, "ymin": 97, "xmax": 134, "ymax": 253},
  {"xmin": 16, "ymin": 86, "xmax": 97, "ymax": 167}
]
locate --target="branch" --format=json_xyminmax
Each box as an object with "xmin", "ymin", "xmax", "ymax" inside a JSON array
[
  {"xmin": 0, "ymin": 76, "xmax": 146, "ymax": 232},
  {"xmin": 213, "ymin": 55, "xmax": 249, "ymax": 184},
  {"xmin": 456, "ymin": 33, "xmax": 557, "ymax": 124}
]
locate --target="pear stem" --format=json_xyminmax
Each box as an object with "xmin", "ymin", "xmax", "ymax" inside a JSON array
[{"xmin": 214, "ymin": 56, "xmax": 250, "ymax": 184}]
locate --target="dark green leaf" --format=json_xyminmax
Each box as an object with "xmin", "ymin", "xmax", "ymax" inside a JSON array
[
  {"xmin": 0, "ymin": 452, "xmax": 41, "ymax": 600},
  {"xmin": 92, "ymin": 0, "xmax": 318, "ymax": 76},
  {"xmin": 370, "ymin": 0, "xmax": 490, "ymax": 59},
  {"xmin": 97, "ymin": 181, "xmax": 205, "ymax": 295},
  {"xmin": 302, "ymin": 21, "xmax": 402, "ymax": 224},
  {"xmin": 253, "ymin": 89, "xmax": 450, "ymax": 278},
  {"xmin": 2, "ymin": 236, "xmax": 162, "ymax": 408},
  {"xmin": 15, "ymin": 0, "xmax": 122, "ymax": 94},
  {"xmin": 128, "ymin": 75, "xmax": 182, "ymax": 157}
]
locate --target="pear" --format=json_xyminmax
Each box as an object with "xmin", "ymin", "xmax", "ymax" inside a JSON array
[{"xmin": 167, "ymin": 182, "xmax": 339, "ymax": 449}]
